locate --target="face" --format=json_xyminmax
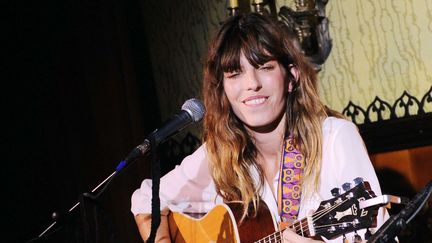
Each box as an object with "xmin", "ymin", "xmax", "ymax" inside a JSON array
[{"xmin": 223, "ymin": 52, "xmax": 289, "ymax": 132}]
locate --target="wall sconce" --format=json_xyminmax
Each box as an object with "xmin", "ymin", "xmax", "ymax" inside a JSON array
[
  {"xmin": 228, "ymin": 0, "xmax": 240, "ymax": 16},
  {"xmin": 279, "ymin": 0, "xmax": 332, "ymax": 70},
  {"xmin": 227, "ymin": 0, "xmax": 332, "ymax": 70}
]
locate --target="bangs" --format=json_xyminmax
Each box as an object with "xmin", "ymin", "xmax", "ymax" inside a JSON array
[{"xmin": 219, "ymin": 28, "xmax": 276, "ymax": 73}]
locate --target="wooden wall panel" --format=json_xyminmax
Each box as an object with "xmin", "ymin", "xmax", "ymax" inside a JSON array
[{"xmin": 370, "ymin": 145, "xmax": 432, "ymax": 191}]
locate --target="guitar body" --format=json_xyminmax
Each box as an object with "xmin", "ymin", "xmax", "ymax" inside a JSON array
[
  {"xmin": 168, "ymin": 180, "xmax": 380, "ymax": 242},
  {"xmin": 168, "ymin": 202, "xmax": 277, "ymax": 243}
]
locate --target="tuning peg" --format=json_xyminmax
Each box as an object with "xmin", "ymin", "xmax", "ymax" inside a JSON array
[
  {"xmin": 342, "ymin": 234, "xmax": 348, "ymax": 243},
  {"xmin": 353, "ymin": 177, "xmax": 364, "ymax": 185},
  {"xmin": 353, "ymin": 231, "xmax": 362, "ymax": 243},
  {"xmin": 364, "ymin": 228, "xmax": 372, "ymax": 240},
  {"xmin": 331, "ymin": 187, "xmax": 341, "ymax": 196},
  {"xmin": 342, "ymin": 182, "xmax": 351, "ymax": 191}
]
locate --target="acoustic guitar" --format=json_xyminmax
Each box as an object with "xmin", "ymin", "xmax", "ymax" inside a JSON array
[{"xmin": 168, "ymin": 178, "xmax": 382, "ymax": 243}]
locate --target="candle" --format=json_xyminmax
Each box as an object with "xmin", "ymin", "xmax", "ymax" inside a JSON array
[{"xmin": 229, "ymin": 0, "xmax": 238, "ymax": 8}]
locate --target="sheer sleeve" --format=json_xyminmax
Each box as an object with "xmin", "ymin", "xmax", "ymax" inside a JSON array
[{"xmin": 131, "ymin": 144, "xmax": 219, "ymax": 215}]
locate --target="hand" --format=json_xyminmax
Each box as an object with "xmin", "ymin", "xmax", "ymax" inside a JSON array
[{"xmin": 282, "ymin": 229, "xmax": 324, "ymax": 243}]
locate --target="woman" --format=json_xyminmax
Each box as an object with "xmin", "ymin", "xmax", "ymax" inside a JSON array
[{"xmin": 132, "ymin": 13, "xmax": 388, "ymax": 243}]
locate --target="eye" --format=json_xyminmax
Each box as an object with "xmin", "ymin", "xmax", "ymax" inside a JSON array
[
  {"xmin": 224, "ymin": 71, "xmax": 241, "ymax": 79},
  {"xmin": 259, "ymin": 62, "xmax": 275, "ymax": 71}
]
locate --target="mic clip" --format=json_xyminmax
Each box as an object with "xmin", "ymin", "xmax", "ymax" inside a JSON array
[{"xmin": 360, "ymin": 194, "xmax": 410, "ymax": 210}]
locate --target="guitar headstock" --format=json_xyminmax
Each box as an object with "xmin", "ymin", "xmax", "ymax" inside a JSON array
[{"xmin": 312, "ymin": 177, "xmax": 379, "ymax": 239}]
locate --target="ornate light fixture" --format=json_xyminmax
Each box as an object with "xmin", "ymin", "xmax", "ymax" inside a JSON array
[
  {"xmin": 279, "ymin": 0, "xmax": 332, "ymax": 70},
  {"xmin": 227, "ymin": 0, "xmax": 332, "ymax": 70}
]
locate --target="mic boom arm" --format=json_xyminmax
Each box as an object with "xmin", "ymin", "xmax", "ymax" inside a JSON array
[{"xmin": 367, "ymin": 181, "xmax": 432, "ymax": 243}]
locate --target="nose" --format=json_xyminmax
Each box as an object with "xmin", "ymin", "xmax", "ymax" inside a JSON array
[{"xmin": 244, "ymin": 70, "xmax": 262, "ymax": 91}]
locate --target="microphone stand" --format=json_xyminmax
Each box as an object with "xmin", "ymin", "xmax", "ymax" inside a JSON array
[
  {"xmin": 31, "ymin": 139, "xmax": 152, "ymax": 242},
  {"xmin": 367, "ymin": 181, "xmax": 432, "ymax": 243},
  {"xmin": 146, "ymin": 136, "xmax": 161, "ymax": 243},
  {"xmin": 30, "ymin": 98, "xmax": 204, "ymax": 242},
  {"xmin": 36, "ymin": 170, "xmax": 117, "ymax": 238}
]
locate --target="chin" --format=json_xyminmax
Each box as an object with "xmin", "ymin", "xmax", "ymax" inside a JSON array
[{"xmin": 244, "ymin": 119, "xmax": 280, "ymax": 133}]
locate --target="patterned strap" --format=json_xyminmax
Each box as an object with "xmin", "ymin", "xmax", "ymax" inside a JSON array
[{"xmin": 277, "ymin": 136, "xmax": 305, "ymax": 223}]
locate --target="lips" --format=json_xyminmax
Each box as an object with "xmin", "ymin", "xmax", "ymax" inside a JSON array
[{"xmin": 242, "ymin": 96, "xmax": 268, "ymax": 106}]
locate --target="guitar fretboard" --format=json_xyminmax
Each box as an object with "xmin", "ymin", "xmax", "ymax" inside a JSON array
[{"xmin": 255, "ymin": 218, "xmax": 311, "ymax": 243}]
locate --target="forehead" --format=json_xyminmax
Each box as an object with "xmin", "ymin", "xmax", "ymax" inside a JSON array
[
  {"xmin": 237, "ymin": 52, "xmax": 276, "ymax": 68},
  {"xmin": 219, "ymin": 41, "xmax": 275, "ymax": 72}
]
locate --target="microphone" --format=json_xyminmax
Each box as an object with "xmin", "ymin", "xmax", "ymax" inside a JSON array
[
  {"xmin": 150, "ymin": 98, "xmax": 205, "ymax": 146},
  {"xmin": 367, "ymin": 181, "xmax": 432, "ymax": 243},
  {"xmin": 116, "ymin": 98, "xmax": 205, "ymax": 171}
]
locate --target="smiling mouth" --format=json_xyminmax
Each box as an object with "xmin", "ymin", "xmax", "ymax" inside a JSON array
[{"xmin": 243, "ymin": 97, "xmax": 268, "ymax": 106}]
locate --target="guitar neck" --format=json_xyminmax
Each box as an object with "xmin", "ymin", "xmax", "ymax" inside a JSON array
[
  {"xmin": 256, "ymin": 218, "xmax": 312, "ymax": 243},
  {"xmin": 289, "ymin": 218, "xmax": 312, "ymax": 237}
]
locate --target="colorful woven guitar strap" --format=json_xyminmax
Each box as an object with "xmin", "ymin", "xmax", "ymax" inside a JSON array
[{"xmin": 277, "ymin": 136, "xmax": 305, "ymax": 223}]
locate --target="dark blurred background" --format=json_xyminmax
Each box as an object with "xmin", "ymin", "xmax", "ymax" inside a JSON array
[{"xmin": 8, "ymin": 0, "xmax": 161, "ymax": 242}]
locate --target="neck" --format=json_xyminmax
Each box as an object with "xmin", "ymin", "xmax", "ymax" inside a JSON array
[{"xmin": 248, "ymin": 113, "xmax": 286, "ymax": 160}]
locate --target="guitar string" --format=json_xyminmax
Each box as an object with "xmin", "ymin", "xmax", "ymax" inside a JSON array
[
  {"xmin": 259, "ymin": 198, "xmax": 347, "ymax": 242},
  {"xmin": 266, "ymin": 231, "xmax": 283, "ymax": 243},
  {"xmin": 257, "ymin": 225, "xmax": 292, "ymax": 242},
  {"xmin": 312, "ymin": 198, "xmax": 347, "ymax": 219},
  {"xmin": 256, "ymin": 228, "xmax": 280, "ymax": 243},
  {"xmin": 314, "ymin": 221, "xmax": 355, "ymax": 228},
  {"xmin": 259, "ymin": 216, "xmax": 315, "ymax": 242},
  {"xmin": 258, "ymin": 230, "xmax": 281, "ymax": 243},
  {"xmin": 259, "ymin": 220, "xmax": 358, "ymax": 243},
  {"xmin": 256, "ymin": 219, "xmax": 309, "ymax": 243},
  {"xmin": 257, "ymin": 215, "xmax": 355, "ymax": 243},
  {"xmin": 313, "ymin": 221, "xmax": 358, "ymax": 234},
  {"xmin": 266, "ymin": 188, "xmax": 375, "ymax": 242},
  {"xmin": 257, "ymin": 197, "xmax": 352, "ymax": 242},
  {"xmin": 258, "ymin": 229, "xmax": 277, "ymax": 242},
  {"xmin": 257, "ymin": 230, "xmax": 283, "ymax": 243},
  {"xmin": 309, "ymin": 197, "xmax": 365, "ymax": 235},
  {"xmin": 312, "ymin": 198, "xmax": 349, "ymax": 221},
  {"xmin": 256, "ymin": 197, "xmax": 355, "ymax": 242}
]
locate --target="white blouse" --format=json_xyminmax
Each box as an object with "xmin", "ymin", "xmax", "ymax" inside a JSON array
[{"xmin": 131, "ymin": 117, "xmax": 390, "ymax": 242}]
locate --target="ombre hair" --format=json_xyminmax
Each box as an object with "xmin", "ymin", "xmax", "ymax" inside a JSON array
[{"xmin": 203, "ymin": 13, "xmax": 341, "ymax": 220}]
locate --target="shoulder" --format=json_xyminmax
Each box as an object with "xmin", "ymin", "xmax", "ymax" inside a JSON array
[
  {"xmin": 185, "ymin": 143, "xmax": 208, "ymax": 161},
  {"xmin": 177, "ymin": 143, "xmax": 209, "ymax": 171},
  {"xmin": 321, "ymin": 116, "xmax": 367, "ymax": 160},
  {"xmin": 322, "ymin": 116, "xmax": 359, "ymax": 139},
  {"xmin": 168, "ymin": 142, "xmax": 212, "ymax": 182},
  {"xmin": 322, "ymin": 116, "xmax": 356, "ymax": 131}
]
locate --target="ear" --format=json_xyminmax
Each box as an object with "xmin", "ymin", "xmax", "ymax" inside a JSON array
[{"xmin": 288, "ymin": 65, "xmax": 299, "ymax": 93}]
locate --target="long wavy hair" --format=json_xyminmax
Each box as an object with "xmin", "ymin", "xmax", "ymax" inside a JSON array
[{"xmin": 203, "ymin": 13, "xmax": 339, "ymax": 220}]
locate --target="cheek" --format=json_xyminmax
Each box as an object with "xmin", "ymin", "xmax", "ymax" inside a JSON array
[
  {"xmin": 222, "ymin": 84, "xmax": 230, "ymax": 101},
  {"xmin": 223, "ymin": 82, "xmax": 237, "ymax": 101},
  {"xmin": 222, "ymin": 89, "xmax": 235, "ymax": 114},
  {"xmin": 223, "ymin": 86, "xmax": 240, "ymax": 111},
  {"xmin": 281, "ymin": 77, "xmax": 289, "ymax": 94}
]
